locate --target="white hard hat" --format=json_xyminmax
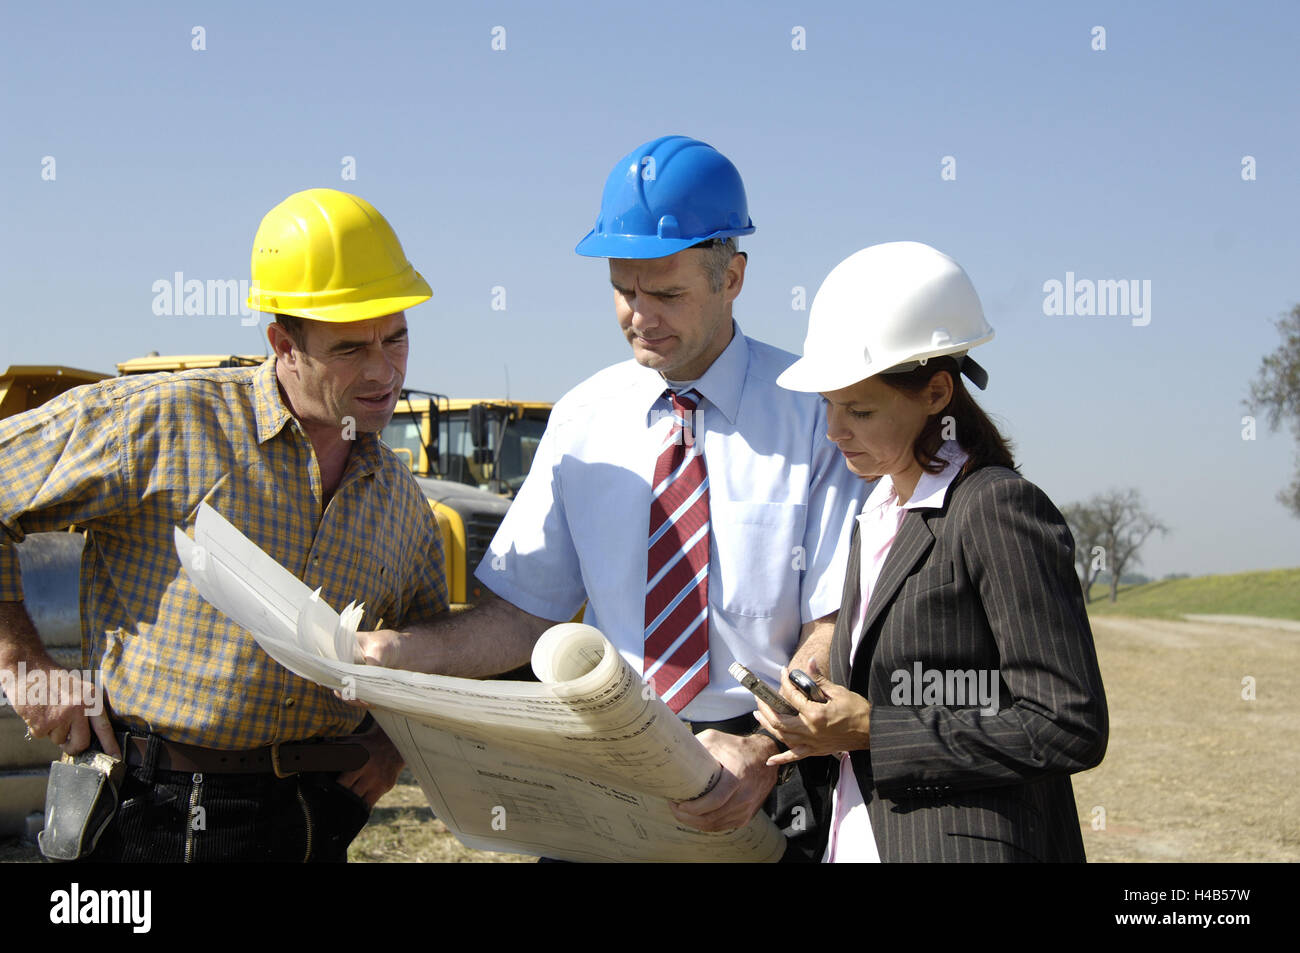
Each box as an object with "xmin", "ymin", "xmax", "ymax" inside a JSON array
[{"xmin": 777, "ymin": 241, "xmax": 994, "ymax": 393}]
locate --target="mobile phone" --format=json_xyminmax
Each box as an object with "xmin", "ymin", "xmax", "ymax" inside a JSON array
[
  {"xmin": 728, "ymin": 662, "xmax": 798, "ymax": 715},
  {"xmin": 788, "ymin": 668, "xmax": 828, "ymax": 703}
]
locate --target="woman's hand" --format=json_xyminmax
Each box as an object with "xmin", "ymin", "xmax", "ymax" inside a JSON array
[{"xmin": 753, "ymin": 659, "xmax": 872, "ymax": 766}]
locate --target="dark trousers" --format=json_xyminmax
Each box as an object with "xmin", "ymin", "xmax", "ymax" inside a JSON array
[
  {"xmin": 770, "ymin": 754, "xmax": 833, "ymax": 864},
  {"xmin": 686, "ymin": 713, "xmax": 834, "ymax": 864},
  {"xmin": 79, "ymin": 737, "xmax": 371, "ymax": 863}
]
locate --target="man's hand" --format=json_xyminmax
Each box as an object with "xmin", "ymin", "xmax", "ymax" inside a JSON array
[
  {"xmin": 7, "ymin": 660, "xmax": 120, "ymax": 758},
  {"xmin": 335, "ymin": 628, "xmax": 405, "ymax": 705},
  {"xmin": 669, "ymin": 729, "xmax": 778, "ymax": 832},
  {"xmin": 336, "ymin": 723, "xmax": 404, "ymax": 807},
  {"xmin": 355, "ymin": 628, "xmax": 405, "ymax": 669},
  {"xmin": 1, "ymin": 602, "xmax": 120, "ymax": 758},
  {"xmin": 753, "ymin": 659, "xmax": 870, "ymax": 766}
]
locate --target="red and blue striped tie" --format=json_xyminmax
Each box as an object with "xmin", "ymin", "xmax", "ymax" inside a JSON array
[{"xmin": 644, "ymin": 389, "xmax": 710, "ymax": 713}]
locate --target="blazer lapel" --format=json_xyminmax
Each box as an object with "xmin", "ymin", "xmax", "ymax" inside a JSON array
[
  {"xmin": 851, "ymin": 511, "xmax": 936, "ymax": 672},
  {"xmin": 829, "ymin": 522, "xmax": 862, "ymax": 686}
]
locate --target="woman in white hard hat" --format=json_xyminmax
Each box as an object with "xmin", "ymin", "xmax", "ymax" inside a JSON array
[{"xmin": 755, "ymin": 241, "xmax": 1108, "ymax": 862}]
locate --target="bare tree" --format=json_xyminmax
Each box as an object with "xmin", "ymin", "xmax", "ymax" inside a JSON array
[
  {"xmin": 1245, "ymin": 304, "xmax": 1300, "ymax": 517},
  {"xmin": 1062, "ymin": 489, "xmax": 1167, "ymax": 603},
  {"xmin": 1061, "ymin": 502, "xmax": 1107, "ymax": 602}
]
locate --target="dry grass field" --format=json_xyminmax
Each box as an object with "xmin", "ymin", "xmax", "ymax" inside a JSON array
[
  {"xmin": 347, "ymin": 770, "xmax": 531, "ymax": 863},
  {"xmin": 1075, "ymin": 614, "xmax": 1299, "ymax": 862},
  {"xmin": 3, "ymin": 612, "xmax": 1296, "ymax": 863}
]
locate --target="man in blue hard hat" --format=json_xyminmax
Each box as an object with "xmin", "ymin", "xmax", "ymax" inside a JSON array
[{"xmin": 358, "ymin": 136, "xmax": 866, "ymax": 860}]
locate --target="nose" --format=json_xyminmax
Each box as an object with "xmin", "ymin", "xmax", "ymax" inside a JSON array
[
  {"xmin": 360, "ymin": 340, "xmax": 400, "ymax": 385},
  {"xmin": 825, "ymin": 402, "xmax": 852, "ymax": 443},
  {"xmin": 630, "ymin": 295, "xmax": 657, "ymax": 327},
  {"xmin": 621, "ymin": 285, "xmax": 659, "ymax": 332}
]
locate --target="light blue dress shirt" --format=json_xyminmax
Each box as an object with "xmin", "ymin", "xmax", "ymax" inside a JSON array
[{"xmin": 475, "ymin": 323, "xmax": 870, "ymax": 720}]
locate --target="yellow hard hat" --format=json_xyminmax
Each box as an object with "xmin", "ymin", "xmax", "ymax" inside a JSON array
[{"xmin": 246, "ymin": 188, "xmax": 432, "ymax": 323}]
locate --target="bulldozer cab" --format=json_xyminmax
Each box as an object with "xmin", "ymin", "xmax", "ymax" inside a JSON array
[{"xmin": 382, "ymin": 394, "xmax": 550, "ymax": 498}]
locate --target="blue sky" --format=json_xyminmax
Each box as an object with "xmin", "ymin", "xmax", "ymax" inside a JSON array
[{"xmin": 2, "ymin": 1, "xmax": 1297, "ymax": 577}]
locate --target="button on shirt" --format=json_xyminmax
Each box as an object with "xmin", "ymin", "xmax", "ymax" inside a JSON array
[
  {"xmin": 475, "ymin": 323, "xmax": 866, "ymax": 721},
  {"xmin": 823, "ymin": 439, "xmax": 969, "ymax": 863},
  {"xmin": 0, "ymin": 358, "xmax": 448, "ymax": 749}
]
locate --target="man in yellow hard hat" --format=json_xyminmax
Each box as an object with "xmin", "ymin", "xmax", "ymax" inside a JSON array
[{"xmin": 0, "ymin": 188, "xmax": 447, "ymax": 862}]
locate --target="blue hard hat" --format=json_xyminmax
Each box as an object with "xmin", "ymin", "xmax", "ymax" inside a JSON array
[{"xmin": 575, "ymin": 135, "xmax": 756, "ymax": 259}]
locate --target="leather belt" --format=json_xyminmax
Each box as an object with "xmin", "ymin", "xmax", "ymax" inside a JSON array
[{"xmin": 122, "ymin": 734, "xmax": 369, "ymax": 776}]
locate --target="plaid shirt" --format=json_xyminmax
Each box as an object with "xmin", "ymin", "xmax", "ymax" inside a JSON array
[{"xmin": 0, "ymin": 357, "xmax": 447, "ymax": 748}]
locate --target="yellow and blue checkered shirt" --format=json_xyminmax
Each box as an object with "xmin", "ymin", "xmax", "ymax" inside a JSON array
[{"xmin": 0, "ymin": 357, "xmax": 447, "ymax": 748}]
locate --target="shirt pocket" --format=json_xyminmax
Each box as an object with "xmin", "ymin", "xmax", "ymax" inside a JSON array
[
  {"xmin": 347, "ymin": 541, "xmax": 402, "ymax": 631},
  {"xmin": 709, "ymin": 500, "xmax": 806, "ymax": 619},
  {"xmin": 181, "ymin": 465, "xmax": 306, "ymax": 569}
]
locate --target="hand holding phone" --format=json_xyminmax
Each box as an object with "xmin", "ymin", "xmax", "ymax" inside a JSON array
[
  {"xmin": 787, "ymin": 668, "xmax": 829, "ymax": 704},
  {"xmin": 728, "ymin": 662, "xmax": 797, "ymax": 716}
]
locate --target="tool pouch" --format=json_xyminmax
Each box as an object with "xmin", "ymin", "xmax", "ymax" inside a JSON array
[{"xmin": 37, "ymin": 751, "xmax": 124, "ymax": 862}]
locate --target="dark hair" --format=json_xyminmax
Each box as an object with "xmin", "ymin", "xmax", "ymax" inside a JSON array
[
  {"xmin": 274, "ymin": 313, "xmax": 308, "ymax": 349},
  {"xmin": 878, "ymin": 355, "xmax": 1018, "ymax": 476}
]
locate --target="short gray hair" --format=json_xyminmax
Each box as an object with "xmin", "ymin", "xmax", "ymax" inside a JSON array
[{"xmin": 696, "ymin": 238, "xmax": 739, "ymax": 293}]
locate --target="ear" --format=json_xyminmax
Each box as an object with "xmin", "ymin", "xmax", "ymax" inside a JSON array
[
  {"xmin": 723, "ymin": 250, "xmax": 746, "ymax": 303},
  {"xmin": 266, "ymin": 321, "xmax": 297, "ymax": 366},
  {"xmin": 926, "ymin": 369, "xmax": 954, "ymax": 413}
]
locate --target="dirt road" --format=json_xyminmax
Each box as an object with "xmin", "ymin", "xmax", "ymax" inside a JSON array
[{"xmin": 1076, "ymin": 615, "xmax": 1300, "ymax": 862}]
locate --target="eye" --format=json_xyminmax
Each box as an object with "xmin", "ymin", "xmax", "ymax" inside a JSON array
[{"xmin": 849, "ymin": 410, "xmax": 872, "ymax": 419}]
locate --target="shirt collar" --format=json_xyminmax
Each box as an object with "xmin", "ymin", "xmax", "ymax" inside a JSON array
[
  {"xmin": 861, "ymin": 440, "xmax": 971, "ymax": 515},
  {"xmin": 253, "ymin": 357, "xmax": 296, "ymax": 444},
  {"xmin": 632, "ymin": 320, "xmax": 748, "ymax": 424},
  {"xmin": 342, "ymin": 430, "xmax": 386, "ymax": 481}
]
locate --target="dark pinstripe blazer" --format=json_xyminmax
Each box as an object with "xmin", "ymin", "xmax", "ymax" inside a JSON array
[{"xmin": 827, "ymin": 464, "xmax": 1108, "ymax": 862}]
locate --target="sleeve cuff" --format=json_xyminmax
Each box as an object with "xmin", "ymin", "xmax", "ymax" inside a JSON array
[
  {"xmin": 802, "ymin": 585, "xmax": 845, "ymax": 625},
  {"xmin": 474, "ymin": 567, "xmax": 583, "ymax": 624}
]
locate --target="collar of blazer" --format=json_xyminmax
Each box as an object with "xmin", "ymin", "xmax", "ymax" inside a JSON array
[{"xmin": 833, "ymin": 464, "xmax": 980, "ymax": 684}]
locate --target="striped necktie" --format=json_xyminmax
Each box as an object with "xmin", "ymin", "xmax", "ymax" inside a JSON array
[{"xmin": 643, "ymin": 389, "xmax": 710, "ymax": 713}]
